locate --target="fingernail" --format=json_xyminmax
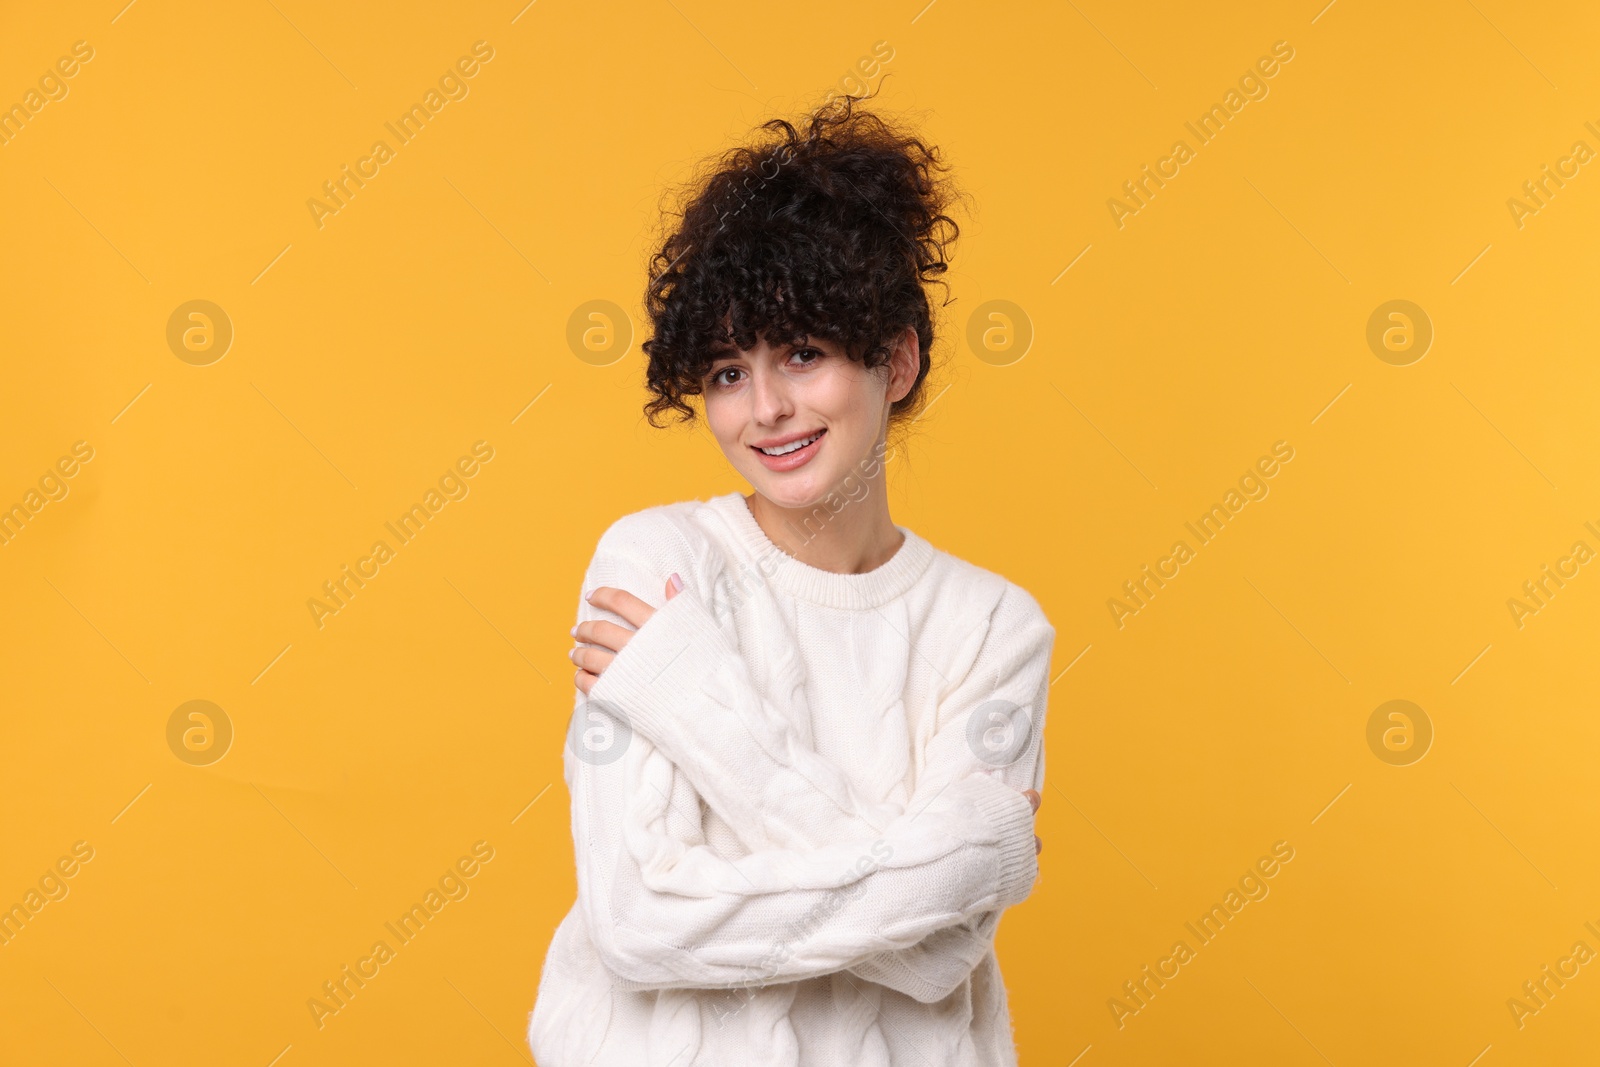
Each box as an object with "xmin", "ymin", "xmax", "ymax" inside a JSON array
[
  {"xmin": 570, "ymin": 625, "xmax": 578, "ymax": 637},
  {"xmin": 669, "ymin": 572, "xmax": 684, "ymax": 592}
]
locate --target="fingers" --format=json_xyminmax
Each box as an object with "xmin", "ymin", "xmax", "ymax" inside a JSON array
[
  {"xmin": 573, "ymin": 586, "xmax": 658, "ymax": 692},
  {"xmin": 586, "ymin": 585, "xmax": 653, "ymax": 627},
  {"xmin": 570, "ymin": 644, "xmax": 614, "ymax": 676},
  {"xmin": 1023, "ymin": 790, "xmax": 1042, "ymax": 855},
  {"xmin": 572, "ymin": 618, "xmax": 634, "ymax": 654},
  {"xmin": 569, "ymin": 604, "xmax": 643, "ymax": 694}
]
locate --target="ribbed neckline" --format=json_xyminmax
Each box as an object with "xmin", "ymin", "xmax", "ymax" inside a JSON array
[{"xmin": 702, "ymin": 491, "xmax": 936, "ymax": 609}]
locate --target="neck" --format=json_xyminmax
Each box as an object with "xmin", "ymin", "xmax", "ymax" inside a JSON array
[{"xmin": 745, "ymin": 475, "xmax": 903, "ymax": 576}]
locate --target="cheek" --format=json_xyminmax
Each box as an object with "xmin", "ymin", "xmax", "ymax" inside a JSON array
[
  {"xmin": 815, "ymin": 362, "xmax": 882, "ymax": 417},
  {"xmin": 706, "ymin": 406, "xmax": 763, "ymax": 469},
  {"xmin": 811, "ymin": 369, "xmax": 886, "ymax": 446},
  {"xmin": 703, "ymin": 401, "xmax": 743, "ymax": 448}
]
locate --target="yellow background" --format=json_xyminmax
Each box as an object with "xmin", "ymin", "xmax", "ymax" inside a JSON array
[{"xmin": 2, "ymin": 0, "xmax": 1597, "ymax": 1063}]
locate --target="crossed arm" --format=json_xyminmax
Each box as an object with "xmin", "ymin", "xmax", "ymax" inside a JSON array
[{"xmin": 563, "ymin": 518, "xmax": 1055, "ymax": 1003}]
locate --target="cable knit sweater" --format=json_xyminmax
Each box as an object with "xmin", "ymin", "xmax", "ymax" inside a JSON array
[{"xmin": 527, "ymin": 491, "xmax": 1057, "ymax": 1067}]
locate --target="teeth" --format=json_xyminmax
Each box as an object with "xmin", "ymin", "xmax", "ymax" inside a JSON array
[{"xmin": 759, "ymin": 431, "xmax": 822, "ymax": 456}]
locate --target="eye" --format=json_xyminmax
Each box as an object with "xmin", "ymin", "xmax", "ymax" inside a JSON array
[
  {"xmin": 790, "ymin": 346, "xmax": 824, "ymax": 367},
  {"xmin": 709, "ymin": 365, "xmax": 743, "ymax": 389}
]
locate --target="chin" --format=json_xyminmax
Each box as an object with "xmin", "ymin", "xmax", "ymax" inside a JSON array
[{"xmin": 746, "ymin": 470, "xmax": 836, "ymax": 511}]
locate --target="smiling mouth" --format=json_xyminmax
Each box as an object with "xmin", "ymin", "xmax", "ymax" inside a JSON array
[{"xmin": 753, "ymin": 429, "xmax": 826, "ymax": 456}]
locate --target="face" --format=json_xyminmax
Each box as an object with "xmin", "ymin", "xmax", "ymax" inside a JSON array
[{"xmin": 701, "ymin": 328, "xmax": 917, "ymax": 509}]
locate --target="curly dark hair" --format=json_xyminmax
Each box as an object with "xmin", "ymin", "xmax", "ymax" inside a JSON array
[{"xmin": 639, "ymin": 82, "xmax": 963, "ymax": 437}]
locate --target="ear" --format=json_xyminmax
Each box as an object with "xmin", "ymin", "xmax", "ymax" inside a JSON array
[{"xmin": 888, "ymin": 326, "xmax": 919, "ymax": 404}]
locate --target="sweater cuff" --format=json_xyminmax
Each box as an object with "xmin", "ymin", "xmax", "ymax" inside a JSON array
[
  {"xmin": 941, "ymin": 773, "xmax": 1039, "ymax": 910},
  {"xmin": 586, "ymin": 587, "xmax": 729, "ymax": 750}
]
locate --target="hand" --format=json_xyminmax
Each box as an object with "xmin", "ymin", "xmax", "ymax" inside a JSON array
[
  {"xmin": 1021, "ymin": 789, "xmax": 1042, "ymax": 855},
  {"xmin": 571, "ymin": 572, "xmax": 683, "ymax": 696}
]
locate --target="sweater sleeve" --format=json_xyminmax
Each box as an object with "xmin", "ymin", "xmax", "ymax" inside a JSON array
[
  {"xmin": 844, "ymin": 583, "xmax": 1055, "ymax": 999},
  {"xmin": 566, "ymin": 693, "xmax": 1039, "ymax": 993},
  {"xmin": 589, "ymin": 571, "xmax": 1055, "ymax": 1002},
  {"xmin": 576, "ymin": 511, "xmax": 1055, "ymax": 1001}
]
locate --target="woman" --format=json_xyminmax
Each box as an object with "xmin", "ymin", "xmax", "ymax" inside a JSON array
[{"xmin": 528, "ymin": 91, "xmax": 1057, "ymax": 1066}]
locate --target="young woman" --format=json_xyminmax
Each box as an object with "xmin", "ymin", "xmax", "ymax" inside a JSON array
[{"xmin": 528, "ymin": 92, "xmax": 1057, "ymax": 1067}]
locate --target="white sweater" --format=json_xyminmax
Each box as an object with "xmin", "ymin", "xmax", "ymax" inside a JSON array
[{"xmin": 527, "ymin": 491, "xmax": 1057, "ymax": 1067}]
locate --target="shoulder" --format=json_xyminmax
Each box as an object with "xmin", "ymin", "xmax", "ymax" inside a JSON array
[
  {"xmin": 594, "ymin": 498, "xmax": 705, "ymax": 555},
  {"xmin": 588, "ymin": 497, "xmax": 729, "ymax": 587},
  {"xmin": 912, "ymin": 545, "xmax": 1056, "ymax": 705},
  {"xmin": 922, "ymin": 545, "xmax": 1056, "ymax": 655},
  {"xmin": 925, "ymin": 546, "xmax": 1053, "ymax": 626}
]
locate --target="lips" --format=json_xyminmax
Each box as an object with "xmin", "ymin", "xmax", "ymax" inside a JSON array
[
  {"xmin": 754, "ymin": 429, "xmax": 824, "ymax": 456},
  {"xmin": 751, "ymin": 428, "xmax": 827, "ymax": 471}
]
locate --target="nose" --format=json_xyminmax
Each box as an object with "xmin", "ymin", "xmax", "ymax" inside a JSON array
[{"xmin": 749, "ymin": 362, "xmax": 793, "ymax": 427}]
